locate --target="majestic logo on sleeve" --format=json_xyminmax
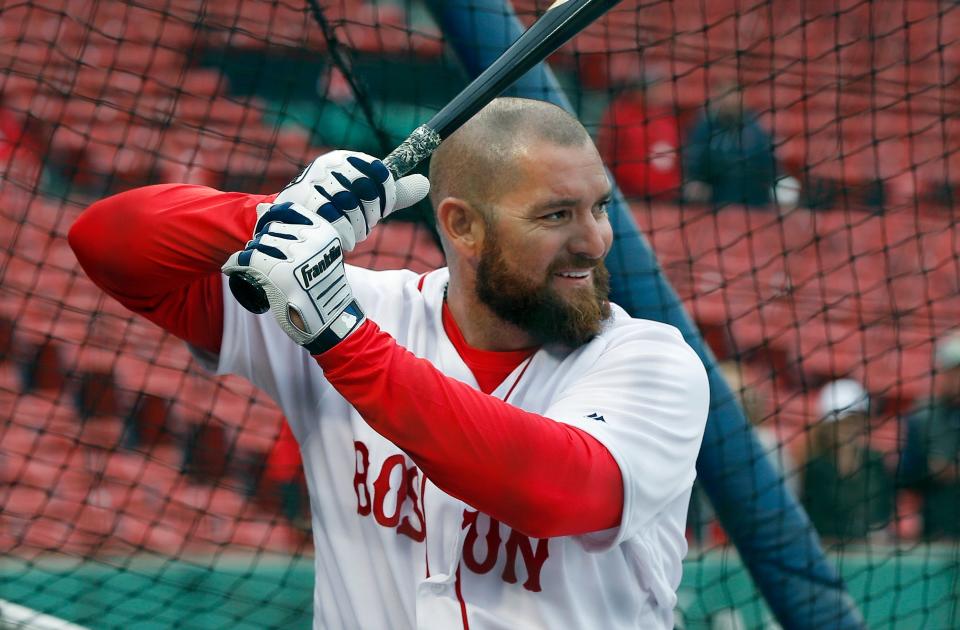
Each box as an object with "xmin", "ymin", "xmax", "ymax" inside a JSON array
[
  {"xmin": 297, "ymin": 242, "xmax": 342, "ymax": 290},
  {"xmin": 586, "ymin": 412, "xmax": 606, "ymax": 423}
]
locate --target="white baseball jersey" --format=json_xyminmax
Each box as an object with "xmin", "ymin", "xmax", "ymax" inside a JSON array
[{"xmin": 197, "ymin": 265, "xmax": 709, "ymax": 629}]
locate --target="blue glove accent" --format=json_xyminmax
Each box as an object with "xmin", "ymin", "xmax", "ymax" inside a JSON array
[
  {"xmin": 348, "ymin": 155, "xmax": 390, "ymax": 184},
  {"xmin": 347, "ymin": 156, "xmax": 389, "ymax": 213},
  {"xmin": 329, "ymin": 190, "xmax": 355, "ymax": 209},
  {"xmin": 236, "ymin": 231, "xmax": 292, "ymax": 266},
  {"xmin": 332, "ymin": 171, "xmax": 375, "ymax": 232},
  {"xmin": 317, "ymin": 202, "xmax": 345, "ymax": 225},
  {"xmin": 332, "ymin": 170, "xmax": 378, "ymax": 203},
  {"xmin": 237, "ymin": 249, "xmax": 254, "ymax": 267},
  {"xmin": 327, "ymin": 190, "xmax": 366, "ymax": 233},
  {"xmin": 254, "ymin": 202, "xmax": 313, "ymax": 234}
]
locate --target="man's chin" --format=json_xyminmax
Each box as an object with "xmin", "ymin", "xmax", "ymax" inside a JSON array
[{"xmin": 542, "ymin": 293, "xmax": 612, "ymax": 347}]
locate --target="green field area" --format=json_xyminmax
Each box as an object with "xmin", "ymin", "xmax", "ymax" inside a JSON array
[{"xmin": 1, "ymin": 546, "xmax": 957, "ymax": 629}]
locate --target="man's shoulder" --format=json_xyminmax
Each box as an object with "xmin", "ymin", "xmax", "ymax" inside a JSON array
[
  {"xmin": 909, "ymin": 397, "xmax": 959, "ymax": 422},
  {"xmin": 341, "ymin": 266, "xmax": 449, "ymax": 331},
  {"xmin": 597, "ymin": 303, "xmax": 691, "ymax": 349},
  {"xmin": 567, "ymin": 304, "xmax": 705, "ymax": 379},
  {"xmin": 343, "ymin": 264, "xmax": 424, "ymax": 286},
  {"xmin": 344, "ymin": 265, "xmax": 445, "ymax": 302}
]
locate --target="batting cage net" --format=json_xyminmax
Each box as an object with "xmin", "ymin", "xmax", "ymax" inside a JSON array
[{"xmin": 1, "ymin": 0, "xmax": 958, "ymax": 628}]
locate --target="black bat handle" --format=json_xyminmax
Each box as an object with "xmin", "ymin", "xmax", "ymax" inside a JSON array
[{"xmin": 381, "ymin": 125, "xmax": 443, "ymax": 179}]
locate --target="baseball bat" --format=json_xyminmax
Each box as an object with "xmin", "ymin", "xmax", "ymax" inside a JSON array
[
  {"xmin": 229, "ymin": 0, "xmax": 623, "ymax": 314},
  {"xmin": 381, "ymin": 0, "xmax": 623, "ymax": 178}
]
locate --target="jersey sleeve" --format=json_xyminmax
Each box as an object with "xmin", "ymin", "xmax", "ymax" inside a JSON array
[{"xmin": 544, "ymin": 320, "xmax": 710, "ymax": 550}]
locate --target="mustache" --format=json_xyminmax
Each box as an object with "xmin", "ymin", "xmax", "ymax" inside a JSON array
[{"xmin": 547, "ymin": 256, "xmax": 603, "ymax": 274}]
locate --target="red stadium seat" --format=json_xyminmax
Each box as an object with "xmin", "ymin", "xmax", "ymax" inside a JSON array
[
  {"xmin": 208, "ymin": 387, "xmax": 283, "ymax": 451},
  {"xmin": 2, "ymin": 413, "xmax": 73, "ymax": 462},
  {"xmin": 21, "ymin": 518, "xmax": 73, "ymax": 553},
  {"xmin": 0, "ymin": 360, "xmax": 19, "ymax": 399},
  {"xmin": 105, "ymin": 6, "xmax": 200, "ymax": 51},
  {"xmin": 862, "ymin": 342, "xmax": 935, "ymax": 411},
  {"xmin": 228, "ymin": 518, "xmax": 301, "ymax": 552},
  {"xmin": 0, "ymin": 484, "xmax": 49, "ymax": 519},
  {"xmin": 113, "ymin": 354, "xmax": 191, "ymax": 400},
  {"xmin": 189, "ymin": 487, "xmax": 253, "ymax": 546},
  {"xmin": 114, "ymin": 513, "xmax": 187, "ymax": 555},
  {"xmin": 180, "ymin": 419, "xmax": 229, "ymax": 481}
]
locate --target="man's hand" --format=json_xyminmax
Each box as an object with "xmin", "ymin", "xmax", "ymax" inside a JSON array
[
  {"xmin": 222, "ymin": 201, "xmax": 365, "ymax": 355},
  {"xmin": 682, "ymin": 180, "xmax": 712, "ymax": 203},
  {"xmin": 270, "ymin": 150, "xmax": 430, "ymax": 251}
]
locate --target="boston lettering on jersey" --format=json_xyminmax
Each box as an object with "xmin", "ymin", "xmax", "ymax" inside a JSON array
[
  {"xmin": 298, "ymin": 243, "xmax": 343, "ymax": 290},
  {"xmin": 353, "ymin": 441, "xmax": 426, "ymax": 541},
  {"xmin": 461, "ymin": 509, "xmax": 550, "ymax": 592},
  {"xmin": 353, "ymin": 440, "xmax": 550, "ymax": 592}
]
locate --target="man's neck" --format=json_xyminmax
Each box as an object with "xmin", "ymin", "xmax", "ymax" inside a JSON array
[{"xmin": 445, "ymin": 279, "xmax": 538, "ymax": 352}]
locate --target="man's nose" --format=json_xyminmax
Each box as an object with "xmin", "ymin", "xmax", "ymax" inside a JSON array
[{"xmin": 569, "ymin": 213, "xmax": 609, "ymax": 260}]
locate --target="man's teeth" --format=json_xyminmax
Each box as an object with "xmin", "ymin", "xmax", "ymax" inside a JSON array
[{"xmin": 557, "ymin": 271, "xmax": 590, "ymax": 278}]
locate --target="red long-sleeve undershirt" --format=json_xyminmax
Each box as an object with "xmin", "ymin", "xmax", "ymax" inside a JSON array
[
  {"xmin": 316, "ymin": 320, "xmax": 623, "ymax": 537},
  {"xmin": 69, "ymin": 184, "xmax": 264, "ymax": 354},
  {"xmin": 69, "ymin": 184, "xmax": 623, "ymax": 538}
]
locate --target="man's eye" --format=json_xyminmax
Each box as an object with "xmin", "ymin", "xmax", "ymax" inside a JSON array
[
  {"xmin": 542, "ymin": 210, "xmax": 568, "ymax": 221},
  {"xmin": 595, "ymin": 200, "xmax": 610, "ymax": 216}
]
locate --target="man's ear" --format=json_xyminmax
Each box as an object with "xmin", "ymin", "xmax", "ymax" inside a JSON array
[{"xmin": 435, "ymin": 197, "xmax": 487, "ymax": 260}]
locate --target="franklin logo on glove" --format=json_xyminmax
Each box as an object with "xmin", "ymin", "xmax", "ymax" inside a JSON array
[
  {"xmin": 298, "ymin": 243, "xmax": 343, "ymax": 291},
  {"xmin": 220, "ymin": 150, "xmax": 429, "ymax": 355}
]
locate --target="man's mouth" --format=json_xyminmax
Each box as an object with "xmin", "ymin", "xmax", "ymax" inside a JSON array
[{"xmin": 553, "ymin": 269, "xmax": 592, "ymax": 281}]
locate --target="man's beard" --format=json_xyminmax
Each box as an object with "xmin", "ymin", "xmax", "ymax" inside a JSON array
[{"xmin": 475, "ymin": 230, "xmax": 612, "ymax": 348}]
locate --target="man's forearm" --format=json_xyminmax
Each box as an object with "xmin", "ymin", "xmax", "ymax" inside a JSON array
[
  {"xmin": 69, "ymin": 184, "xmax": 265, "ymax": 353},
  {"xmin": 315, "ymin": 319, "xmax": 624, "ymax": 539}
]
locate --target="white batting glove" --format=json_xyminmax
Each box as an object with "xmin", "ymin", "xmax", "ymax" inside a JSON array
[
  {"xmin": 221, "ymin": 201, "xmax": 365, "ymax": 355},
  {"xmin": 270, "ymin": 150, "xmax": 430, "ymax": 251}
]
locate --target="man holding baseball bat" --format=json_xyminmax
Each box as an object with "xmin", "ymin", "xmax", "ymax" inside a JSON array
[{"xmin": 70, "ymin": 98, "xmax": 708, "ymax": 629}]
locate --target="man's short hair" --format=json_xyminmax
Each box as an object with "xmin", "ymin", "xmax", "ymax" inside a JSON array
[{"xmin": 428, "ymin": 97, "xmax": 593, "ymax": 211}]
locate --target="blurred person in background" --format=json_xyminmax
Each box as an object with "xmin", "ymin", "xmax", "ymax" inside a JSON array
[
  {"xmin": 598, "ymin": 75, "xmax": 681, "ymax": 201},
  {"xmin": 801, "ymin": 379, "xmax": 894, "ymax": 544},
  {"xmin": 682, "ymin": 81, "xmax": 780, "ymax": 208},
  {"xmin": 901, "ymin": 333, "xmax": 960, "ymax": 539}
]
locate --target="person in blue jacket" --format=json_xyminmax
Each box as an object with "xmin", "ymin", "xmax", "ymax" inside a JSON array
[{"xmin": 682, "ymin": 81, "xmax": 779, "ymax": 208}]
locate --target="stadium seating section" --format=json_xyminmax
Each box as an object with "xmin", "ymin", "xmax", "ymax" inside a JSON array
[
  {"xmin": 2, "ymin": 0, "xmax": 957, "ymax": 557},
  {"xmin": 533, "ymin": 0, "xmax": 960, "ymax": 202},
  {"xmin": 3, "ymin": 0, "xmax": 956, "ymax": 195}
]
